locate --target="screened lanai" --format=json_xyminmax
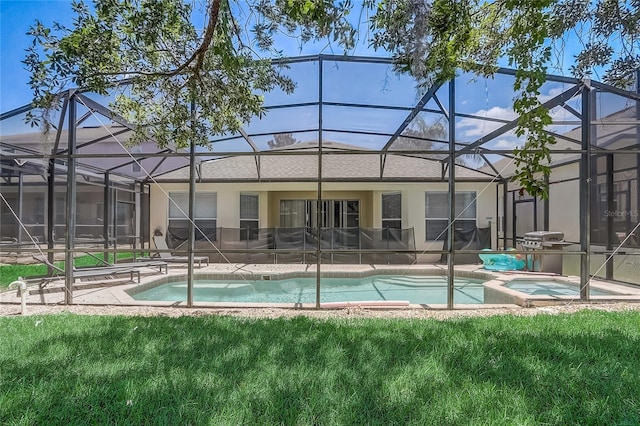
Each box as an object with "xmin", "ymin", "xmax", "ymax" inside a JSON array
[{"xmin": 1, "ymin": 55, "xmax": 639, "ymax": 308}]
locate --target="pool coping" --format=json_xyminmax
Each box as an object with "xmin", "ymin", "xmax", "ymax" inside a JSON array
[
  {"xmin": 5, "ymin": 263, "xmax": 640, "ymax": 308},
  {"xmin": 482, "ymin": 274, "xmax": 640, "ymax": 307}
]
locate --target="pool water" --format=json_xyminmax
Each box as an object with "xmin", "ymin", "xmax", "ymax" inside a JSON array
[
  {"xmin": 131, "ymin": 275, "xmax": 487, "ymax": 304},
  {"xmin": 505, "ymin": 280, "xmax": 616, "ymax": 296}
]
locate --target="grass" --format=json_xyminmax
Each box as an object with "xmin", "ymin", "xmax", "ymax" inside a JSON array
[
  {"xmin": 0, "ymin": 252, "xmax": 142, "ymax": 287},
  {"xmin": 1, "ymin": 310, "xmax": 640, "ymax": 425}
]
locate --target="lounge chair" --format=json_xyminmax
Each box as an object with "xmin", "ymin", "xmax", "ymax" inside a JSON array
[
  {"xmin": 143, "ymin": 236, "xmax": 210, "ymax": 268},
  {"xmin": 32, "ymin": 255, "xmax": 150, "ymax": 284},
  {"xmin": 82, "ymin": 252, "xmax": 168, "ymax": 274}
]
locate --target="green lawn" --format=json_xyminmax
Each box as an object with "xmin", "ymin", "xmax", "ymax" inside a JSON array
[
  {"xmin": 1, "ymin": 310, "xmax": 639, "ymax": 425},
  {"xmin": 0, "ymin": 252, "xmax": 142, "ymax": 287}
]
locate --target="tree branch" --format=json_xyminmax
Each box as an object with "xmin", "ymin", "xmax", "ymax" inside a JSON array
[
  {"xmin": 82, "ymin": 0, "xmax": 222, "ymax": 81},
  {"xmin": 192, "ymin": 0, "xmax": 221, "ymax": 76}
]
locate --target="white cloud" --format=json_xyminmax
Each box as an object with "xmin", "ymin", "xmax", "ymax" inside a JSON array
[
  {"xmin": 492, "ymin": 138, "xmax": 522, "ymax": 150},
  {"xmin": 538, "ymin": 85, "xmax": 565, "ymax": 103},
  {"xmin": 456, "ymin": 84, "xmax": 581, "ymax": 147},
  {"xmin": 539, "ymin": 85, "xmax": 582, "ymax": 122},
  {"xmin": 457, "ymin": 106, "xmax": 518, "ymax": 138}
]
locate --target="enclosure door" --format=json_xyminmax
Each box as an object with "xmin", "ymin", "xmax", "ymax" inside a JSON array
[{"xmin": 513, "ymin": 198, "xmax": 537, "ymax": 241}]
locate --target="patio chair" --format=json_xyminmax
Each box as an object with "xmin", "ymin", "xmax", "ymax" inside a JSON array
[
  {"xmin": 32, "ymin": 255, "xmax": 145, "ymax": 285},
  {"xmin": 144, "ymin": 236, "xmax": 210, "ymax": 268},
  {"xmin": 82, "ymin": 252, "xmax": 169, "ymax": 274}
]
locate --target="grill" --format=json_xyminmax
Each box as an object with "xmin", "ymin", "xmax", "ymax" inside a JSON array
[
  {"xmin": 521, "ymin": 231, "xmax": 566, "ymax": 249},
  {"xmin": 520, "ymin": 231, "xmax": 572, "ymax": 274}
]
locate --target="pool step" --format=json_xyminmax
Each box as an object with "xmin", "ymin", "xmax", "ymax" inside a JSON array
[{"xmin": 372, "ymin": 275, "xmax": 480, "ymax": 287}]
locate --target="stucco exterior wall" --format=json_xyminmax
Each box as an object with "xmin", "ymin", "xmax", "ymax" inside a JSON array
[{"xmin": 150, "ymin": 181, "xmax": 498, "ymax": 263}]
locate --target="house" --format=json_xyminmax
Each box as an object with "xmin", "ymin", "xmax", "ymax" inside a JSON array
[
  {"xmin": 1, "ymin": 56, "xmax": 638, "ymax": 274},
  {"xmin": 149, "ymin": 141, "xmax": 500, "ymax": 263}
]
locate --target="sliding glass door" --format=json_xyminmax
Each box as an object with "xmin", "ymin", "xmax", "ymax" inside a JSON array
[{"xmin": 279, "ymin": 199, "xmax": 359, "ymax": 229}]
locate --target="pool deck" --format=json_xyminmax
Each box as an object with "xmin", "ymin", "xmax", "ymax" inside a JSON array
[{"xmin": 3, "ymin": 263, "xmax": 640, "ymax": 309}]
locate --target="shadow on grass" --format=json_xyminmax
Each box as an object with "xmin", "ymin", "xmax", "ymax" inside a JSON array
[{"xmin": 2, "ymin": 311, "xmax": 640, "ymax": 425}]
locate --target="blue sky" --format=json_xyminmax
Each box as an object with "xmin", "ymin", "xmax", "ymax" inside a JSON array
[
  {"xmin": 0, "ymin": 0, "xmax": 377, "ymax": 112},
  {"xmin": 0, "ymin": 0, "xmax": 591, "ymax": 153},
  {"xmin": 0, "ymin": 0, "xmax": 583, "ymax": 111},
  {"xmin": 1, "ymin": 1, "xmax": 76, "ymax": 111}
]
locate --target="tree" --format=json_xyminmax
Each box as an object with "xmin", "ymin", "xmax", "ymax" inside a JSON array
[
  {"xmin": 367, "ymin": 0, "xmax": 639, "ymax": 197},
  {"xmin": 267, "ymin": 132, "xmax": 298, "ymax": 149},
  {"xmin": 25, "ymin": 0, "xmax": 639, "ymax": 197},
  {"xmin": 24, "ymin": 0, "xmax": 356, "ymax": 148},
  {"xmin": 393, "ymin": 117, "xmax": 482, "ymax": 167},
  {"xmin": 392, "ymin": 117, "xmax": 446, "ymax": 155}
]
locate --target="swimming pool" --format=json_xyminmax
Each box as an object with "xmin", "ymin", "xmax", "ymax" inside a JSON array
[
  {"xmin": 129, "ymin": 275, "xmax": 487, "ymax": 304},
  {"xmin": 505, "ymin": 279, "xmax": 616, "ymax": 296}
]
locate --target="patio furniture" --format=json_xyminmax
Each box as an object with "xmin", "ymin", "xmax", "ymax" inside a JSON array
[
  {"xmin": 142, "ymin": 236, "xmax": 209, "ymax": 268},
  {"xmin": 82, "ymin": 251, "xmax": 169, "ymax": 274},
  {"xmin": 32, "ymin": 255, "xmax": 147, "ymax": 285}
]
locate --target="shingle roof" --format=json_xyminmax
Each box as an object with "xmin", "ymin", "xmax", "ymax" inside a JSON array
[{"xmin": 155, "ymin": 142, "xmax": 496, "ymax": 182}]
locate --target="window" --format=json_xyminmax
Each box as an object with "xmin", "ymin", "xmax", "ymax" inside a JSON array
[
  {"xmin": 96, "ymin": 203, "xmax": 104, "ymax": 223},
  {"xmin": 382, "ymin": 193, "xmax": 401, "ymax": 240},
  {"xmin": 280, "ymin": 200, "xmax": 306, "ymax": 228},
  {"xmin": 425, "ymin": 192, "xmax": 476, "ymax": 241},
  {"xmin": 168, "ymin": 192, "xmax": 217, "ymax": 240},
  {"xmin": 240, "ymin": 193, "xmax": 259, "ymax": 240},
  {"xmin": 382, "ymin": 193, "xmax": 401, "ymax": 229}
]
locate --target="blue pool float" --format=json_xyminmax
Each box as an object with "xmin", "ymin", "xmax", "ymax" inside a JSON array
[{"xmin": 478, "ymin": 249, "xmax": 526, "ymax": 271}]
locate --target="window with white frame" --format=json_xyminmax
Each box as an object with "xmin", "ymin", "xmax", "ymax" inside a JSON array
[
  {"xmin": 425, "ymin": 192, "xmax": 476, "ymax": 241},
  {"xmin": 168, "ymin": 192, "xmax": 217, "ymax": 240},
  {"xmin": 240, "ymin": 193, "xmax": 259, "ymax": 240}
]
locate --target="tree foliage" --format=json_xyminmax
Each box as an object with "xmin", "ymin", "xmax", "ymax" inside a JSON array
[
  {"xmin": 267, "ymin": 132, "xmax": 298, "ymax": 149},
  {"xmin": 393, "ymin": 117, "xmax": 482, "ymax": 167},
  {"xmin": 24, "ymin": 0, "xmax": 639, "ymax": 197},
  {"xmin": 24, "ymin": 0, "xmax": 355, "ymax": 147},
  {"xmin": 392, "ymin": 117, "xmax": 446, "ymax": 153},
  {"xmin": 367, "ymin": 0, "xmax": 639, "ymax": 198}
]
